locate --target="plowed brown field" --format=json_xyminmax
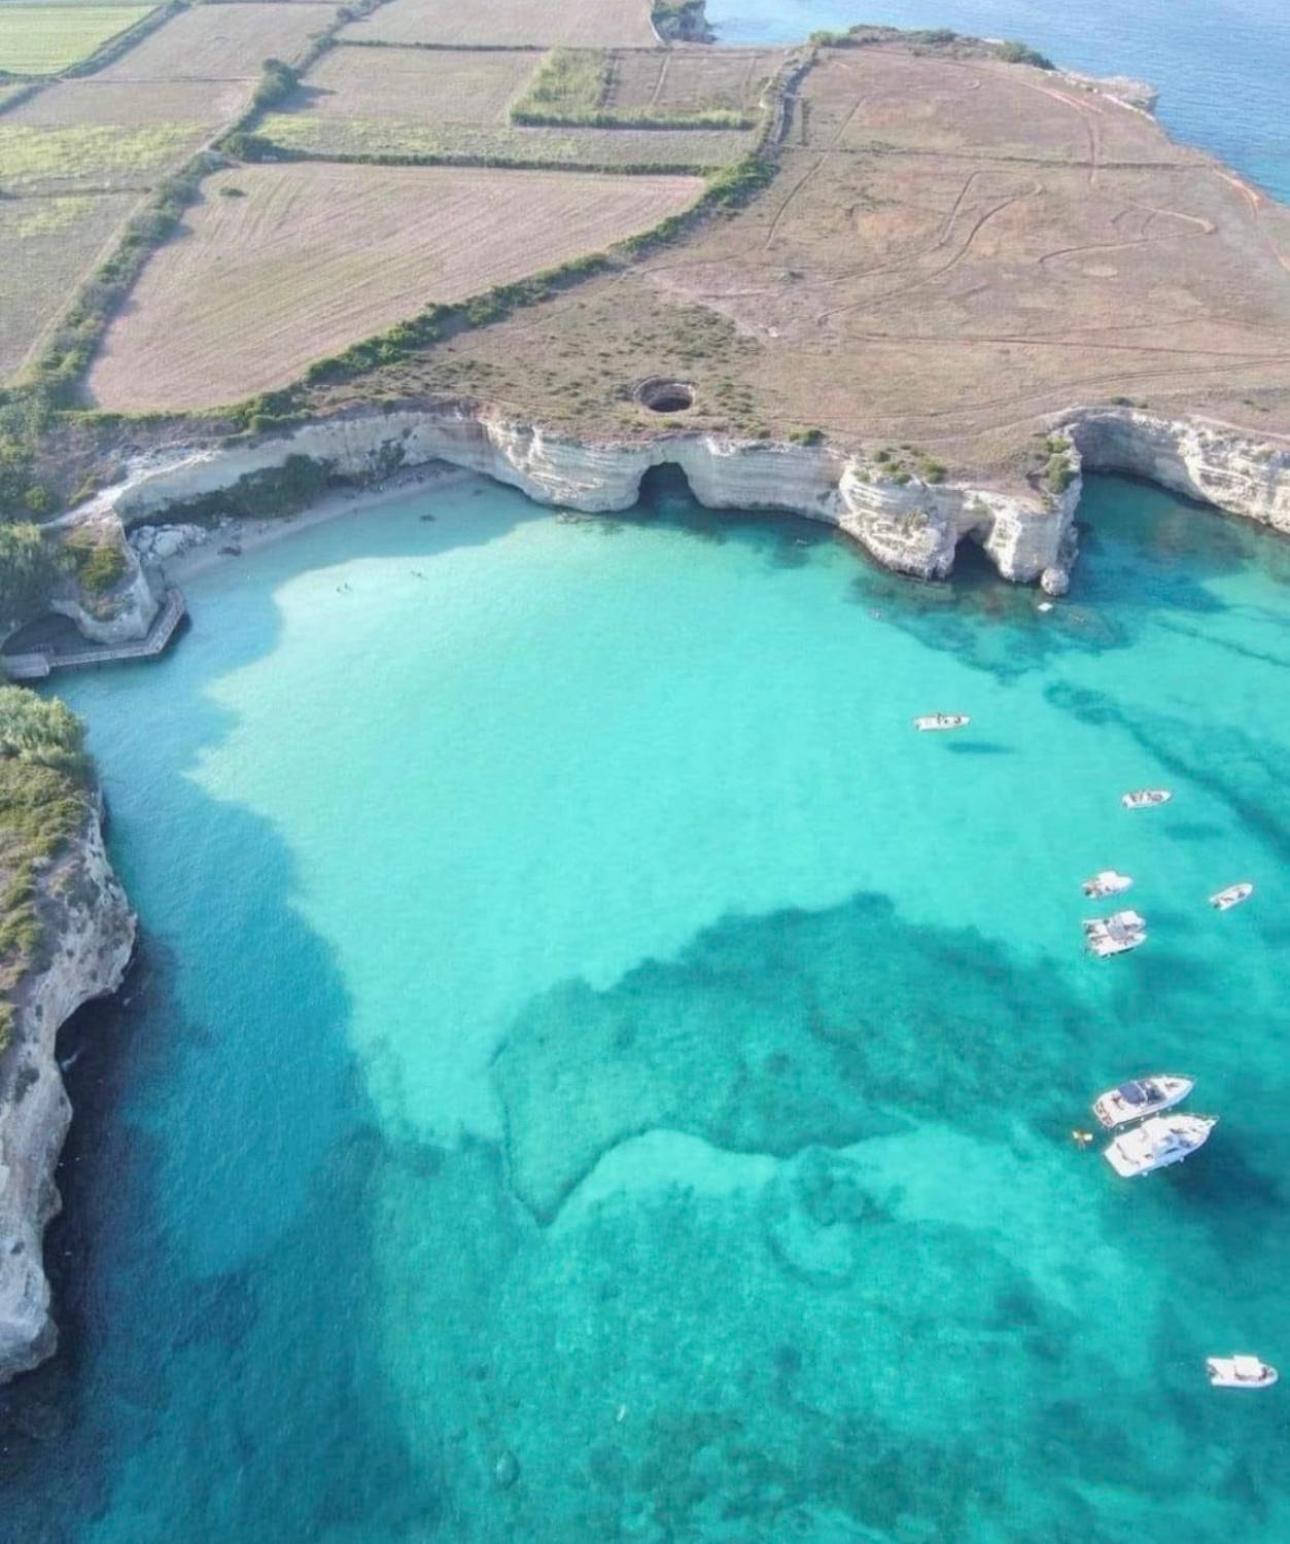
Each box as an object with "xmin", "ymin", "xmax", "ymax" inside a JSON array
[
  {"xmin": 87, "ymin": 161, "xmax": 704, "ymax": 409},
  {"xmin": 338, "ymin": 0, "xmax": 657, "ymax": 49}
]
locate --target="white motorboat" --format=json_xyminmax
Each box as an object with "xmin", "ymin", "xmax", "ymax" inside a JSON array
[
  {"xmin": 1104, "ymin": 1113, "xmax": 1215, "ymax": 1177},
  {"xmin": 1210, "ymin": 882, "xmax": 1254, "ymax": 912},
  {"xmin": 914, "ymin": 713, "xmax": 970, "ymax": 732},
  {"xmin": 1206, "ymin": 1355, "xmax": 1278, "ymax": 1390},
  {"xmin": 1092, "ymin": 1074, "xmax": 1193, "ymax": 1129},
  {"xmin": 1122, "ymin": 788, "xmax": 1172, "ymax": 810},
  {"xmin": 1083, "ymin": 908, "xmax": 1147, "ymax": 958},
  {"xmin": 1082, "ymin": 869, "xmax": 1133, "ymax": 899}
]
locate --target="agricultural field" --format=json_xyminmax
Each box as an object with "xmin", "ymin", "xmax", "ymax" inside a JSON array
[
  {"xmin": 86, "ymin": 161, "xmax": 705, "ymax": 410},
  {"xmin": 338, "ymin": 0, "xmax": 657, "ymax": 50},
  {"xmin": 94, "ymin": 1, "xmax": 337, "ymax": 80},
  {"xmin": 319, "ymin": 38, "xmax": 1290, "ymax": 468},
  {"xmin": 606, "ymin": 46, "xmax": 784, "ymax": 118},
  {"xmin": 259, "ymin": 45, "xmax": 753, "ymax": 168},
  {"xmin": 0, "ymin": 190, "xmax": 137, "ymax": 381},
  {"xmin": 510, "ymin": 45, "xmax": 780, "ymax": 127},
  {"xmin": 0, "ymin": 4, "xmax": 153, "ymax": 75},
  {"xmin": 0, "ymin": 79, "xmax": 240, "ymax": 189}
]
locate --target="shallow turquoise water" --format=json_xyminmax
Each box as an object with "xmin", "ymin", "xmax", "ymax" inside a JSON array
[
  {"xmin": 2, "ymin": 471, "xmax": 1290, "ymax": 1541},
  {"xmin": 2, "ymin": 2, "xmax": 1289, "ymax": 1538}
]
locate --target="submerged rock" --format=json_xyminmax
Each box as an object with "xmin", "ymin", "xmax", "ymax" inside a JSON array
[{"xmin": 493, "ymin": 1449, "xmax": 520, "ymax": 1489}]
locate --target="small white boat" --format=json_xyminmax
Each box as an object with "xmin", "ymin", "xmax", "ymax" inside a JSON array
[
  {"xmin": 1093, "ymin": 1074, "xmax": 1193, "ymax": 1129},
  {"xmin": 1084, "ymin": 908, "xmax": 1147, "ymax": 958},
  {"xmin": 914, "ymin": 713, "xmax": 970, "ymax": 732},
  {"xmin": 1206, "ymin": 1355, "xmax": 1278, "ymax": 1390},
  {"xmin": 1104, "ymin": 1113, "xmax": 1215, "ymax": 1177},
  {"xmin": 1122, "ymin": 788, "xmax": 1172, "ymax": 810},
  {"xmin": 1082, "ymin": 869, "xmax": 1133, "ymax": 899},
  {"xmin": 1210, "ymin": 882, "xmax": 1254, "ymax": 912}
]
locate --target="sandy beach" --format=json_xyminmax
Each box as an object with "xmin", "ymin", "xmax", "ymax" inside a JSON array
[{"xmin": 157, "ymin": 461, "xmax": 479, "ymax": 586}]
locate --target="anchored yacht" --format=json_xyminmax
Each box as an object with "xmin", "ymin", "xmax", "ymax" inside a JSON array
[
  {"xmin": 1210, "ymin": 882, "xmax": 1254, "ymax": 912},
  {"xmin": 1206, "ymin": 1355, "xmax": 1278, "ymax": 1390},
  {"xmin": 1104, "ymin": 1113, "xmax": 1215, "ymax": 1177},
  {"xmin": 914, "ymin": 713, "xmax": 970, "ymax": 732},
  {"xmin": 1082, "ymin": 869, "xmax": 1133, "ymax": 899},
  {"xmin": 1093, "ymin": 1075, "xmax": 1193, "ymax": 1129},
  {"xmin": 1084, "ymin": 908, "xmax": 1147, "ymax": 958},
  {"xmin": 1122, "ymin": 788, "xmax": 1172, "ymax": 810}
]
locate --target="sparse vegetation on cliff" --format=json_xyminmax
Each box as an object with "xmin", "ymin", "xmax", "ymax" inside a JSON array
[{"xmin": 0, "ymin": 688, "xmax": 91, "ymax": 1051}]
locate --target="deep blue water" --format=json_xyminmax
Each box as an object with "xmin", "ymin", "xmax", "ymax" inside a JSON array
[{"xmin": 0, "ymin": 4, "xmax": 1288, "ymax": 1542}]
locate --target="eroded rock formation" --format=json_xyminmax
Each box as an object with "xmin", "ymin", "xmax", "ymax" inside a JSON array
[
  {"xmin": 0, "ymin": 801, "xmax": 135, "ymax": 1383},
  {"xmin": 70, "ymin": 401, "xmax": 1288, "ymax": 593}
]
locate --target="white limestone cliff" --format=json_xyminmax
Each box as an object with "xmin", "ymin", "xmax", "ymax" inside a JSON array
[
  {"xmin": 68, "ymin": 403, "xmax": 1288, "ymax": 593},
  {"xmin": 1070, "ymin": 410, "xmax": 1290, "ymax": 534},
  {"xmin": 81, "ymin": 406, "xmax": 1082, "ymax": 589},
  {"xmin": 47, "ymin": 511, "xmax": 160, "ymax": 646},
  {"xmin": 0, "ymin": 802, "xmax": 135, "ymax": 1383}
]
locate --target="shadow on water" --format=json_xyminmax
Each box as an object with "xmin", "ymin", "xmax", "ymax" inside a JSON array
[
  {"xmin": 0, "ymin": 497, "xmax": 535, "ymax": 1540},
  {"xmin": 835, "ymin": 475, "xmax": 1290, "ymax": 684}
]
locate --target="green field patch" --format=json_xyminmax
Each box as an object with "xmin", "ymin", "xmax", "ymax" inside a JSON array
[
  {"xmin": 0, "ymin": 119, "xmax": 206, "ymax": 188},
  {"xmin": 0, "ymin": 4, "xmax": 154, "ymax": 74},
  {"xmin": 511, "ymin": 48, "xmax": 757, "ymax": 130},
  {"xmin": 257, "ymin": 111, "xmax": 753, "ymax": 169},
  {"xmin": 0, "ymin": 189, "xmax": 135, "ymax": 379}
]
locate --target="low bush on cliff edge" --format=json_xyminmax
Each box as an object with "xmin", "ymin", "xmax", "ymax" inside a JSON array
[{"xmin": 0, "ymin": 689, "xmax": 91, "ymax": 1051}]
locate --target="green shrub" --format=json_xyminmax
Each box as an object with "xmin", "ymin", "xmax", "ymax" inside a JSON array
[
  {"xmin": 0, "ymin": 523, "xmax": 58, "ymax": 628},
  {"xmin": 996, "ymin": 40, "xmax": 1055, "ymax": 69},
  {"xmin": 788, "ymin": 427, "xmax": 824, "ymax": 446},
  {"xmin": 1044, "ymin": 453, "xmax": 1075, "ymax": 493},
  {"xmin": 0, "ymin": 691, "xmax": 92, "ymax": 1046},
  {"xmin": 61, "ymin": 528, "xmax": 126, "ymax": 596}
]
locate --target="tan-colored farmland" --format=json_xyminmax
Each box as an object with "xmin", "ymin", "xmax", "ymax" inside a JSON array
[
  {"xmin": 87, "ymin": 162, "xmax": 705, "ymax": 410},
  {"xmin": 0, "ymin": 79, "xmax": 242, "ymax": 190},
  {"xmin": 289, "ymin": 44, "xmax": 539, "ymax": 125},
  {"xmin": 339, "ymin": 0, "xmax": 656, "ymax": 49},
  {"xmin": 334, "ymin": 42, "xmax": 1290, "ymax": 468},
  {"xmin": 259, "ymin": 45, "xmax": 754, "ymax": 168},
  {"xmin": 0, "ymin": 191, "xmax": 137, "ymax": 382},
  {"xmin": 95, "ymin": 1, "xmax": 338, "ymax": 80},
  {"xmin": 606, "ymin": 47, "xmax": 784, "ymax": 117}
]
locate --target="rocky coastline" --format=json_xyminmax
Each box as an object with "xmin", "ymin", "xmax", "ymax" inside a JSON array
[
  {"xmin": 67, "ymin": 403, "xmax": 1290, "ymax": 604},
  {"xmin": 0, "ymin": 798, "xmax": 135, "ymax": 1384}
]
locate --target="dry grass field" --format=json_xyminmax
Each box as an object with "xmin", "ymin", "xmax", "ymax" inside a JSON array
[
  {"xmin": 0, "ymin": 4, "xmax": 153, "ymax": 74},
  {"xmin": 606, "ymin": 46, "xmax": 783, "ymax": 117},
  {"xmin": 333, "ymin": 41, "xmax": 1290, "ymax": 471},
  {"xmin": 0, "ymin": 190, "xmax": 137, "ymax": 381},
  {"xmin": 338, "ymin": 0, "xmax": 657, "ymax": 50},
  {"xmin": 95, "ymin": 1, "xmax": 337, "ymax": 80},
  {"xmin": 287, "ymin": 44, "xmax": 540, "ymax": 125},
  {"xmin": 259, "ymin": 44, "xmax": 754, "ymax": 167},
  {"xmin": 87, "ymin": 161, "xmax": 705, "ymax": 409},
  {"xmin": 0, "ymin": 78, "xmax": 240, "ymax": 189}
]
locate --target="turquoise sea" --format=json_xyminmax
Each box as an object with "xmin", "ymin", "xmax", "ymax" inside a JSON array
[{"xmin": 2, "ymin": 5, "xmax": 1290, "ymax": 1542}]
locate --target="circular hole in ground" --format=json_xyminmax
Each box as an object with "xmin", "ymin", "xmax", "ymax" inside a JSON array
[{"xmin": 636, "ymin": 377, "xmax": 696, "ymax": 414}]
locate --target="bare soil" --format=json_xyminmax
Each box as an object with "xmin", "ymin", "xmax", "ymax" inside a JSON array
[
  {"xmin": 606, "ymin": 46, "xmax": 783, "ymax": 117},
  {"xmin": 338, "ymin": 0, "xmax": 657, "ymax": 49},
  {"xmin": 86, "ymin": 162, "xmax": 705, "ymax": 410},
  {"xmin": 333, "ymin": 43, "xmax": 1290, "ymax": 480},
  {"xmin": 94, "ymin": 2, "xmax": 338, "ymax": 80}
]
